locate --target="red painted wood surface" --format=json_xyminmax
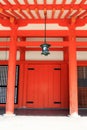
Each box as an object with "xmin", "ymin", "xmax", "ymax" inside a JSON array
[
  {"xmin": 22, "ymin": 62, "xmax": 69, "ymax": 109},
  {"xmin": 26, "ymin": 64, "xmax": 61, "ymax": 108}
]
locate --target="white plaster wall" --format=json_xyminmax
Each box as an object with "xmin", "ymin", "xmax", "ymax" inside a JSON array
[
  {"xmin": 77, "ymin": 51, "xmax": 87, "ymax": 60},
  {"xmin": 0, "ymin": 51, "xmax": 20, "ymax": 60},
  {"xmin": 25, "ymin": 51, "xmax": 64, "ymax": 61}
]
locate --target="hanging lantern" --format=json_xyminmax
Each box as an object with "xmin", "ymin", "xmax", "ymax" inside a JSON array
[
  {"xmin": 40, "ymin": 43, "xmax": 50, "ymax": 56},
  {"xmin": 40, "ymin": 12, "xmax": 51, "ymax": 56}
]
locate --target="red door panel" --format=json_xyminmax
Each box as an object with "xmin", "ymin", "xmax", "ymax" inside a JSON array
[{"xmin": 26, "ymin": 64, "xmax": 61, "ymax": 108}]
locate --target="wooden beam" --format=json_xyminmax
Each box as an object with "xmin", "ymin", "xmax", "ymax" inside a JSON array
[
  {"xmin": 1, "ymin": 4, "xmax": 87, "ymax": 10},
  {"xmin": 1, "ymin": 30, "xmax": 87, "ymax": 37},
  {"xmin": 76, "ymin": 42, "xmax": 87, "ymax": 46},
  {"xmin": 17, "ymin": 41, "xmax": 69, "ymax": 47}
]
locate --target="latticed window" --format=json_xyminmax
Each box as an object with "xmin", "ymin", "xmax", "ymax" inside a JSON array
[
  {"xmin": 0, "ymin": 65, "xmax": 19, "ymax": 104},
  {"xmin": 78, "ymin": 66, "xmax": 87, "ymax": 87},
  {"xmin": 78, "ymin": 66, "xmax": 87, "ymax": 108}
]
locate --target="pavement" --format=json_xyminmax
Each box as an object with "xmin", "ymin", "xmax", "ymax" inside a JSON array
[{"xmin": 0, "ymin": 114, "xmax": 87, "ymax": 130}]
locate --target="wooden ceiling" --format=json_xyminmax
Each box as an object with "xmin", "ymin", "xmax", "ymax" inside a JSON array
[{"xmin": 0, "ymin": 0, "xmax": 87, "ymax": 21}]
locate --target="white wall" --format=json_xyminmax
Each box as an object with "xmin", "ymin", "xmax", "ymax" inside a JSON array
[
  {"xmin": 25, "ymin": 51, "xmax": 64, "ymax": 61},
  {"xmin": 0, "ymin": 51, "xmax": 20, "ymax": 60}
]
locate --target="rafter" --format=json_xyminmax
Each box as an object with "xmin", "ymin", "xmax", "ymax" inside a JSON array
[
  {"xmin": 71, "ymin": 0, "xmax": 76, "ymax": 4},
  {"xmin": 62, "ymin": 0, "xmax": 66, "ymax": 4},
  {"xmin": 3, "ymin": 0, "xmax": 12, "ymax": 6},
  {"xmin": 34, "ymin": 0, "xmax": 37, "ymax": 4},
  {"xmin": 0, "ymin": 13, "xmax": 7, "ymax": 19},
  {"xmin": 2, "ymin": 10, "xmax": 15, "ymax": 18},
  {"xmin": 58, "ymin": 8, "xmax": 64, "ymax": 18},
  {"xmin": 64, "ymin": 9, "xmax": 73, "ymax": 18},
  {"xmin": 26, "ymin": 9, "xmax": 35, "ymax": 19},
  {"xmin": 77, "ymin": 10, "xmax": 87, "ymax": 18},
  {"xmin": 24, "ymin": 0, "xmax": 29, "ymax": 5},
  {"xmin": 53, "ymin": 0, "xmax": 56, "ymax": 4},
  {"xmin": 80, "ymin": 0, "xmax": 86, "ymax": 4},
  {"xmin": 13, "ymin": 0, "xmax": 20, "ymax": 5},
  {"xmin": 52, "ymin": 8, "xmax": 55, "ymax": 19},
  {"xmin": 17, "ymin": 9, "xmax": 28, "ymax": 19},
  {"xmin": 35, "ymin": 8, "xmax": 41, "ymax": 19},
  {"xmin": 11, "ymin": 10, "xmax": 23, "ymax": 19},
  {"xmin": 44, "ymin": 0, "xmax": 46, "ymax": 5},
  {"xmin": 70, "ymin": 9, "xmax": 82, "ymax": 18}
]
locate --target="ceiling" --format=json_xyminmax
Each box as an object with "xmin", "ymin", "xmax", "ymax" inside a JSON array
[{"xmin": 0, "ymin": 0, "xmax": 87, "ymax": 20}]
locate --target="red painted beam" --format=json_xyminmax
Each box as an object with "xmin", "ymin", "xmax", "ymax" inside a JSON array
[
  {"xmin": 25, "ymin": 47, "xmax": 64, "ymax": 51},
  {"xmin": 0, "ymin": 41, "xmax": 87, "ymax": 47},
  {"xmin": 1, "ymin": 4, "xmax": 87, "ymax": 10},
  {"xmin": 0, "ymin": 42, "xmax": 10, "ymax": 46},
  {"xmin": 0, "ymin": 18, "xmax": 86, "ymax": 27},
  {"xmin": 17, "ymin": 41, "xmax": 69, "ymax": 47},
  {"xmin": 77, "ymin": 42, "xmax": 87, "ymax": 46},
  {"xmin": 17, "ymin": 30, "xmax": 69, "ymax": 37},
  {"xmin": 1, "ymin": 30, "xmax": 87, "ymax": 37}
]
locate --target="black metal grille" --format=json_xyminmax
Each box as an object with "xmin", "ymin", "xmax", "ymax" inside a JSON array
[
  {"xmin": 78, "ymin": 66, "xmax": 87, "ymax": 87},
  {"xmin": 0, "ymin": 65, "xmax": 19, "ymax": 104}
]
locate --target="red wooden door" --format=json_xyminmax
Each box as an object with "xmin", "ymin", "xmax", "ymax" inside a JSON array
[{"xmin": 26, "ymin": 64, "xmax": 61, "ymax": 108}]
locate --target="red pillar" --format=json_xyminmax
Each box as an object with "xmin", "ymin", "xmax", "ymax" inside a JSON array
[
  {"xmin": 6, "ymin": 26, "xmax": 17, "ymax": 114},
  {"xmin": 68, "ymin": 24, "xmax": 78, "ymax": 116},
  {"xmin": 18, "ymin": 47, "xmax": 25, "ymax": 107}
]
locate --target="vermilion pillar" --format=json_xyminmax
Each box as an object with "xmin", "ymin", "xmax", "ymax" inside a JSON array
[
  {"xmin": 68, "ymin": 24, "xmax": 78, "ymax": 116},
  {"xmin": 6, "ymin": 25, "xmax": 17, "ymax": 114}
]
